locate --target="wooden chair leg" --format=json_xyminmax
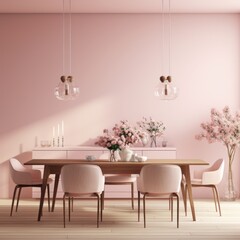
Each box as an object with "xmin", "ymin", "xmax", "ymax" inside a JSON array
[
  {"xmin": 71, "ymin": 197, "xmax": 74, "ymax": 212},
  {"xmin": 131, "ymin": 182, "xmax": 134, "ymax": 210},
  {"xmin": 100, "ymin": 192, "xmax": 103, "ymax": 222},
  {"xmin": 10, "ymin": 186, "xmax": 18, "ymax": 216},
  {"xmin": 97, "ymin": 195, "xmax": 100, "ymax": 228},
  {"xmin": 143, "ymin": 194, "xmax": 146, "ymax": 228},
  {"xmin": 68, "ymin": 197, "xmax": 71, "ymax": 222},
  {"xmin": 138, "ymin": 191, "xmax": 140, "ymax": 222},
  {"xmin": 211, "ymin": 186, "xmax": 218, "ymax": 212},
  {"xmin": 102, "ymin": 191, "xmax": 105, "ymax": 210},
  {"xmin": 213, "ymin": 186, "xmax": 221, "ymax": 216},
  {"xmin": 63, "ymin": 195, "xmax": 66, "ymax": 228},
  {"xmin": 16, "ymin": 187, "xmax": 22, "ymax": 212},
  {"xmin": 176, "ymin": 194, "xmax": 180, "ymax": 228},
  {"xmin": 47, "ymin": 184, "xmax": 51, "ymax": 212}
]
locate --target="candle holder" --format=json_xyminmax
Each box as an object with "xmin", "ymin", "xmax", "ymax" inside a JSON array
[
  {"xmin": 62, "ymin": 136, "xmax": 64, "ymax": 147},
  {"xmin": 58, "ymin": 136, "xmax": 60, "ymax": 147},
  {"xmin": 52, "ymin": 138, "xmax": 55, "ymax": 147}
]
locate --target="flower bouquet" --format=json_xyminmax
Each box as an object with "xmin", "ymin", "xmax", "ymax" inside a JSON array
[
  {"xmin": 95, "ymin": 120, "xmax": 140, "ymax": 161},
  {"xmin": 137, "ymin": 117, "xmax": 165, "ymax": 147}
]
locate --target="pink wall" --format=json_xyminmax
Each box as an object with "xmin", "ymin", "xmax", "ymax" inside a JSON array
[{"xmin": 0, "ymin": 13, "xmax": 239, "ymax": 198}]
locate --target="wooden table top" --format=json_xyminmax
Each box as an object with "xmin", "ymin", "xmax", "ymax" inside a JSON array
[
  {"xmin": 25, "ymin": 159, "xmax": 208, "ymax": 166},
  {"xmin": 25, "ymin": 159, "xmax": 208, "ymax": 174}
]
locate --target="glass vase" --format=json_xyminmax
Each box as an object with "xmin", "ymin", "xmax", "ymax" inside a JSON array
[
  {"xmin": 150, "ymin": 135, "xmax": 157, "ymax": 147},
  {"xmin": 224, "ymin": 162, "xmax": 237, "ymax": 201},
  {"xmin": 224, "ymin": 148, "xmax": 238, "ymax": 201},
  {"xmin": 109, "ymin": 150, "xmax": 117, "ymax": 162}
]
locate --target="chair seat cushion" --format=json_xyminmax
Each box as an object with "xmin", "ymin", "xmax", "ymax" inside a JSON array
[
  {"xmin": 31, "ymin": 177, "xmax": 53, "ymax": 185},
  {"xmin": 105, "ymin": 175, "xmax": 136, "ymax": 183},
  {"xmin": 191, "ymin": 178, "xmax": 203, "ymax": 185}
]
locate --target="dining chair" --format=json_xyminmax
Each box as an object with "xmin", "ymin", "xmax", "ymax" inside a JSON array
[
  {"xmin": 186, "ymin": 158, "xmax": 224, "ymax": 216},
  {"xmin": 98, "ymin": 152, "xmax": 136, "ymax": 210},
  {"xmin": 9, "ymin": 158, "xmax": 52, "ymax": 216},
  {"xmin": 137, "ymin": 164, "xmax": 182, "ymax": 228},
  {"xmin": 103, "ymin": 174, "xmax": 136, "ymax": 209},
  {"xmin": 61, "ymin": 164, "xmax": 105, "ymax": 228}
]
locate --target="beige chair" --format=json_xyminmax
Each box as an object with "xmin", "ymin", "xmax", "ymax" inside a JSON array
[
  {"xmin": 99, "ymin": 152, "xmax": 136, "ymax": 209},
  {"xmin": 137, "ymin": 164, "xmax": 182, "ymax": 228},
  {"xmin": 187, "ymin": 158, "xmax": 224, "ymax": 216},
  {"xmin": 9, "ymin": 158, "xmax": 52, "ymax": 216},
  {"xmin": 104, "ymin": 174, "xmax": 136, "ymax": 209},
  {"xmin": 61, "ymin": 164, "xmax": 105, "ymax": 228}
]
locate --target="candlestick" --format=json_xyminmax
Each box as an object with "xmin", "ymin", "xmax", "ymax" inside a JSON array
[
  {"xmin": 61, "ymin": 121, "xmax": 64, "ymax": 136},
  {"xmin": 57, "ymin": 124, "xmax": 60, "ymax": 147},
  {"xmin": 57, "ymin": 124, "xmax": 60, "ymax": 137},
  {"xmin": 52, "ymin": 126, "xmax": 55, "ymax": 147},
  {"xmin": 62, "ymin": 136, "xmax": 64, "ymax": 147}
]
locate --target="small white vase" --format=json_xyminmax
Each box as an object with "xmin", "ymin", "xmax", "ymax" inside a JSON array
[
  {"xmin": 141, "ymin": 136, "xmax": 148, "ymax": 147},
  {"xmin": 119, "ymin": 147, "xmax": 133, "ymax": 161}
]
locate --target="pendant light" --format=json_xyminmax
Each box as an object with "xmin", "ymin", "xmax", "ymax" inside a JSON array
[
  {"xmin": 155, "ymin": 0, "xmax": 178, "ymax": 100},
  {"xmin": 55, "ymin": 0, "xmax": 79, "ymax": 101}
]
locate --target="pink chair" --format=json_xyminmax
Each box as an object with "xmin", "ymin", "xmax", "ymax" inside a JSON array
[
  {"xmin": 9, "ymin": 158, "xmax": 52, "ymax": 216},
  {"xmin": 188, "ymin": 158, "xmax": 224, "ymax": 216},
  {"xmin": 61, "ymin": 164, "xmax": 105, "ymax": 228},
  {"xmin": 137, "ymin": 164, "xmax": 182, "ymax": 228},
  {"xmin": 104, "ymin": 174, "xmax": 136, "ymax": 209},
  {"xmin": 98, "ymin": 152, "xmax": 136, "ymax": 209}
]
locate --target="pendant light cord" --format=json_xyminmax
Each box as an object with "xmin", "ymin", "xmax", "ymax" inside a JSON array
[
  {"xmin": 168, "ymin": 0, "xmax": 171, "ymax": 76},
  {"xmin": 62, "ymin": 0, "xmax": 65, "ymax": 75},
  {"xmin": 161, "ymin": 0, "xmax": 172, "ymax": 77},
  {"xmin": 69, "ymin": 0, "xmax": 72, "ymax": 75},
  {"xmin": 62, "ymin": 0, "xmax": 72, "ymax": 76},
  {"xmin": 161, "ymin": 0, "xmax": 164, "ymax": 76}
]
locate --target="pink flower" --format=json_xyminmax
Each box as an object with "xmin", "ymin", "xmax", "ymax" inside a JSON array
[
  {"xmin": 196, "ymin": 106, "xmax": 240, "ymax": 151},
  {"xmin": 137, "ymin": 117, "xmax": 165, "ymax": 137},
  {"xmin": 95, "ymin": 120, "xmax": 141, "ymax": 151}
]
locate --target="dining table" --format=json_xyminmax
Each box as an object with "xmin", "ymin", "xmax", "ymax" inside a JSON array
[{"xmin": 24, "ymin": 158, "xmax": 208, "ymax": 222}]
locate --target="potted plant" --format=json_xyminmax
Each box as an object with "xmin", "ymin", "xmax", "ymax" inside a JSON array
[{"xmin": 196, "ymin": 106, "xmax": 240, "ymax": 200}]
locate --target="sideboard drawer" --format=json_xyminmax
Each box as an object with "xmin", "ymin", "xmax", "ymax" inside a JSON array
[
  {"xmin": 142, "ymin": 150, "xmax": 176, "ymax": 159},
  {"xmin": 67, "ymin": 150, "xmax": 105, "ymax": 159},
  {"xmin": 32, "ymin": 150, "xmax": 67, "ymax": 159}
]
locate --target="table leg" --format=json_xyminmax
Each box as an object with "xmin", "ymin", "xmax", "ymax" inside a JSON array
[
  {"xmin": 181, "ymin": 181, "xmax": 187, "ymax": 216},
  {"xmin": 38, "ymin": 165, "xmax": 50, "ymax": 221},
  {"xmin": 181, "ymin": 165, "xmax": 196, "ymax": 221},
  {"xmin": 51, "ymin": 173, "xmax": 60, "ymax": 212}
]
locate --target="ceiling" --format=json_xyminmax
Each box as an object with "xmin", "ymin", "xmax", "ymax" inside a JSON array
[{"xmin": 1, "ymin": 0, "xmax": 240, "ymax": 14}]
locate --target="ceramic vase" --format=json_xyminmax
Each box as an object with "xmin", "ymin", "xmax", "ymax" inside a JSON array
[{"xmin": 119, "ymin": 147, "xmax": 133, "ymax": 161}]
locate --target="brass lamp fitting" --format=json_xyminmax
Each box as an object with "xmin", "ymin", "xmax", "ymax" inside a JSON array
[{"xmin": 160, "ymin": 75, "xmax": 172, "ymax": 83}]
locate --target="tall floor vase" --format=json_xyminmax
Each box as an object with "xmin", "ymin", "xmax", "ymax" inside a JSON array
[{"xmin": 224, "ymin": 147, "xmax": 238, "ymax": 201}]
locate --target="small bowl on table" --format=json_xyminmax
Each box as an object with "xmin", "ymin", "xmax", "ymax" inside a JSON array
[{"xmin": 137, "ymin": 156, "xmax": 147, "ymax": 162}]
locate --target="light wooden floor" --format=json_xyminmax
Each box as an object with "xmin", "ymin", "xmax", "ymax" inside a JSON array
[{"xmin": 0, "ymin": 198, "xmax": 240, "ymax": 239}]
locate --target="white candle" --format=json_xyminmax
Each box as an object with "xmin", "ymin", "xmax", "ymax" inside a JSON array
[
  {"xmin": 57, "ymin": 124, "xmax": 60, "ymax": 137},
  {"xmin": 53, "ymin": 126, "xmax": 55, "ymax": 138},
  {"xmin": 61, "ymin": 121, "xmax": 64, "ymax": 136}
]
